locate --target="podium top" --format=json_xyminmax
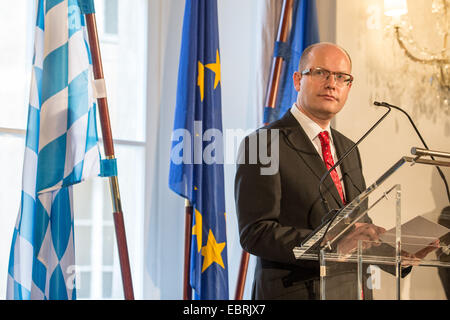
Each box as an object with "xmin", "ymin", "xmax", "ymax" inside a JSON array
[{"xmin": 293, "ymin": 156, "xmax": 450, "ymax": 266}]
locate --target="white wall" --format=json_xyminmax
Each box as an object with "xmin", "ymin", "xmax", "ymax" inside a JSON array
[{"xmin": 335, "ymin": 0, "xmax": 449, "ymax": 299}]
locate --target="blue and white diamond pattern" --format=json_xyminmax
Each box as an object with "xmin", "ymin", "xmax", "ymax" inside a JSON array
[{"xmin": 7, "ymin": 0, "xmax": 100, "ymax": 300}]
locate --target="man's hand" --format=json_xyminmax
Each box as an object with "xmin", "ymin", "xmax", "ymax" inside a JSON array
[
  {"xmin": 336, "ymin": 223, "xmax": 440, "ymax": 266},
  {"xmin": 337, "ymin": 222, "xmax": 386, "ymax": 255},
  {"xmin": 401, "ymin": 239, "xmax": 440, "ymax": 266}
]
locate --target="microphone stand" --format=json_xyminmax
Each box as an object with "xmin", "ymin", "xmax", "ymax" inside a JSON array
[
  {"xmin": 375, "ymin": 101, "xmax": 450, "ymax": 203},
  {"xmin": 317, "ymin": 102, "xmax": 391, "ymax": 253},
  {"xmin": 318, "ymin": 103, "xmax": 392, "ymax": 215}
]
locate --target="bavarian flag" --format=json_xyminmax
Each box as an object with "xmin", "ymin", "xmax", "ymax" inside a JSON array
[{"xmin": 168, "ymin": 0, "xmax": 229, "ymax": 300}]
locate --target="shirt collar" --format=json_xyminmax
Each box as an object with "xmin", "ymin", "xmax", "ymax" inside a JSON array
[{"xmin": 290, "ymin": 103, "xmax": 332, "ymax": 142}]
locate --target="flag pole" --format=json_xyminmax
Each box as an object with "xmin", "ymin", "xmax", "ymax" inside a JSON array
[
  {"xmin": 234, "ymin": 251, "xmax": 250, "ymax": 300},
  {"xmin": 183, "ymin": 200, "xmax": 193, "ymax": 300},
  {"xmin": 82, "ymin": 9, "xmax": 135, "ymax": 300},
  {"xmin": 264, "ymin": 0, "xmax": 294, "ymax": 116},
  {"xmin": 234, "ymin": 0, "xmax": 294, "ymax": 300}
]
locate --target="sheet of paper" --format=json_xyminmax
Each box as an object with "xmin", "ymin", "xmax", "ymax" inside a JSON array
[{"xmin": 379, "ymin": 216, "xmax": 449, "ymax": 254}]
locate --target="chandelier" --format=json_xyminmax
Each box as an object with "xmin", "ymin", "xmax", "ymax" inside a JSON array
[{"xmin": 384, "ymin": 0, "xmax": 450, "ymax": 92}]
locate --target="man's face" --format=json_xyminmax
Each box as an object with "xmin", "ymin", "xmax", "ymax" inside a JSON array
[{"xmin": 293, "ymin": 45, "xmax": 352, "ymax": 126}]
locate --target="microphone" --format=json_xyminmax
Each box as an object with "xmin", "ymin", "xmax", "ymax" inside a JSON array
[
  {"xmin": 374, "ymin": 101, "xmax": 450, "ymax": 203},
  {"xmin": 318, "ymin": 102, "xmax": 391, "ymax": 215},
  {"xmin": 316, "ymin": 102, "xmax": 391, "ymax": 254}
]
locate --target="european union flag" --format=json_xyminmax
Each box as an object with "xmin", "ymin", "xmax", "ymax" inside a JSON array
[
  {"xmin": 169, "ymin": 0, "xmax": 229, "ymax": 300},
  {"xmin": 264, "ymin": 0, "xmax": 319, "ymax": 123}
]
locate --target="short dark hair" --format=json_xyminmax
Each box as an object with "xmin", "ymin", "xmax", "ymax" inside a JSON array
[{"xmin": 298, "ymin": 42, "xmax": 352, "ymax": 72}]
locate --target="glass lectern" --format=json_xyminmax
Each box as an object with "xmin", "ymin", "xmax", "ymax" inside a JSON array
[{"xmin": 293, "ymin": 148, "xmax": 450, "ymax": 300}]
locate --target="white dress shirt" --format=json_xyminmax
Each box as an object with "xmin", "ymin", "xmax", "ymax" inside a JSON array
[{"xmin": 290, "ymin": 104, "xmax": 346, "ymax": 198}]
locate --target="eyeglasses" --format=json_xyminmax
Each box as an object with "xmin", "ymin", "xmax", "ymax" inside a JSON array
[{"xmin": 301, "ymin": 67, "xmax": 353, "ymax": 87}]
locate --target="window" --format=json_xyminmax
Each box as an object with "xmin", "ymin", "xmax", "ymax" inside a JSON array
[
  {"xmin": 0, "ymin": 1, "xmax": 33, "ymax": 298},
  {"xmin": 72, "ymin": 0, "xmax": 148, "ymax": 299},
  {"xmin": 104, "ymin": 0, "xmax": 119, "ymax": 36}
]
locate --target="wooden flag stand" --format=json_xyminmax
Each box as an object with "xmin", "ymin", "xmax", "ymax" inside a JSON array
[
  {"xmin": 234, "ymin": 251, "xmax": 250, "ymax": 300},
  {"xmin": 234, "ymin": 0, "xmax": 294, "ymax": 300},
  {"xmin": 80, "ymin": 2, "xmax": 135, "ymax": 300},
  {"xmin": 183, "ymin": 200, "xmax": 193, "ymax": 300}
]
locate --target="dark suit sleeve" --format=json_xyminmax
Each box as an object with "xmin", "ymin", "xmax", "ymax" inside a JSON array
[{"xmin": 234, "ymin": 133, "xmax": 312, "ymax": 265}]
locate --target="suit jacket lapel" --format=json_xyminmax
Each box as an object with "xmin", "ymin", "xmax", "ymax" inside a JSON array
[{"xmin": 278, "ymin": 112, "xmax": 343, "ymax": 208}]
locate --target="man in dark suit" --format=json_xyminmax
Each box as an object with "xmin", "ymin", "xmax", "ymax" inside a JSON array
[{"xmin": 234, "ymin": 43, "xmax": 385, "ymax": 299}]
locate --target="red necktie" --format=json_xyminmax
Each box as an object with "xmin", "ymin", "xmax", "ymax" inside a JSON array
[{"xmin": 318, "ymin": 131, "xmax": 346, "ymax": 204}]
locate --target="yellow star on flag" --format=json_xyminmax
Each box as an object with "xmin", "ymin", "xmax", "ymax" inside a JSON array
[
  {"xmin": 197, "ymin": 61, "xmax": 205, "ymax": 101},
  {"xmin": 192, "ymin": 208, "xmax": 203, "ymax": 253},
  {"xmin": 205, "ymin": 50, "xmax": 221, "ymax": 89},
  {"xmin": 201, "ymin": 229, "xmax": 226, "ymax": 272}
]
